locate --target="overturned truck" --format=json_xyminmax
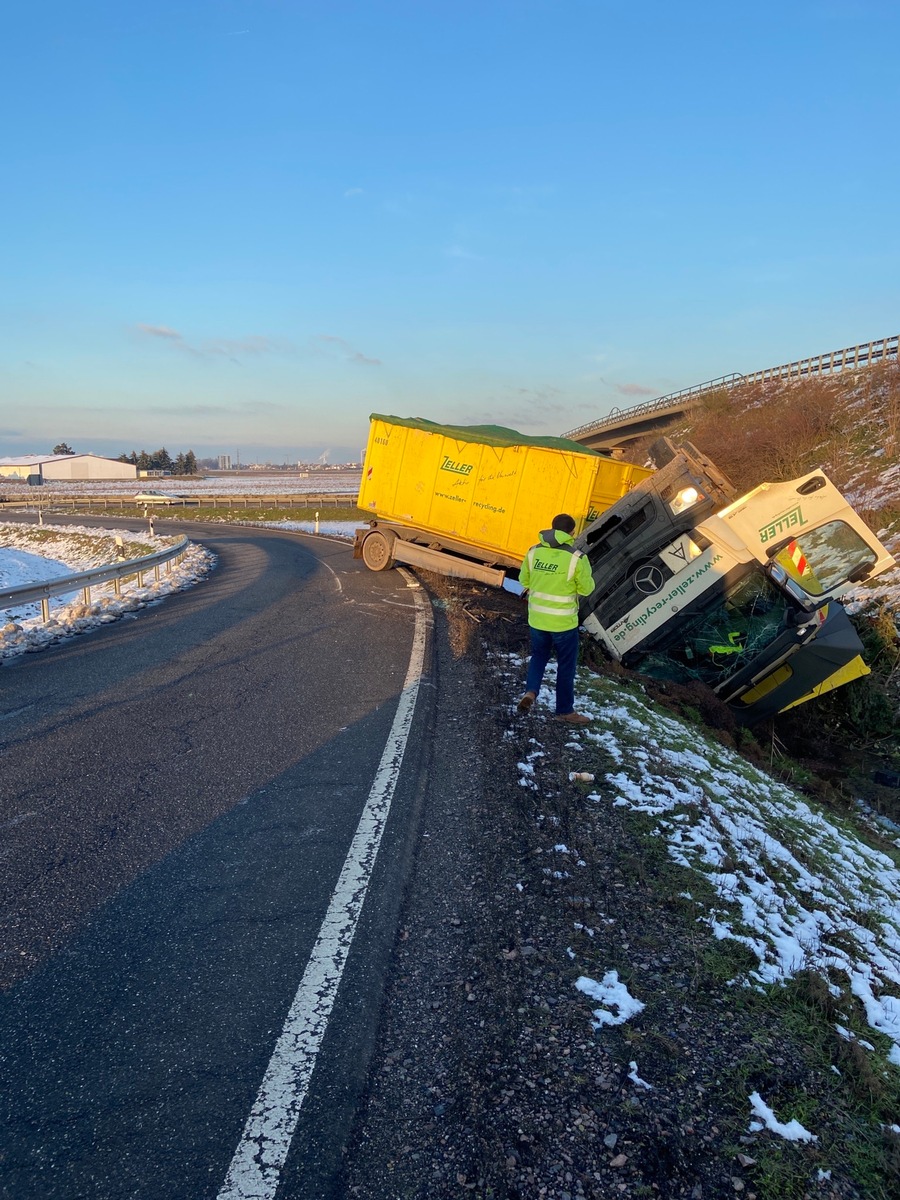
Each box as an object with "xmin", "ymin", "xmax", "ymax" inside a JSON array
[
  {"xmin": 355, "ymin": 416, "xmax": 895, "ymax": 723},
  {"xmin": 576, "ymin": 439, "xmax": 895, "ymax": 722}
]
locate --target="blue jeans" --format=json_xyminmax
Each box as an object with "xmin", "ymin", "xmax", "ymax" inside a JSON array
[{"xmin": 525, "ymin": 626, "xmax": 580, "ymax": 716}]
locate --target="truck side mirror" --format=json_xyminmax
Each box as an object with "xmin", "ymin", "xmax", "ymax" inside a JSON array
[{"xmin": 765, "ymin": 560, "xmax": 818, "ymax": 610}]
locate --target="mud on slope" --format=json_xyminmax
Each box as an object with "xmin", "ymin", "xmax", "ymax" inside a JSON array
[{"xmin": 339, "ymin": 579, "xmax": 899, "ymax": 1200}]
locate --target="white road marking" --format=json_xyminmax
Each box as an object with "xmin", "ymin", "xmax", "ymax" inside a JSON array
[
  {"xmin": 217, "ymin": 579, "xmax": 430, "ymax": 1200},
  {"xmin": 313, "ymin": 556, "xmax": 345, "ymax": 595}
]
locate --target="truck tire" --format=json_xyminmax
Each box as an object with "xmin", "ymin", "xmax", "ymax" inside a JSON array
[{"xmin": 361, "ymin": 530, "xmax": 396, "ymax": 571}]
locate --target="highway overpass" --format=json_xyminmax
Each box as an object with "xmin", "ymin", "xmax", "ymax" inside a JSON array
[{"xmin": 565, "ymin": 335, "xmax": 898, "ymax": 454}]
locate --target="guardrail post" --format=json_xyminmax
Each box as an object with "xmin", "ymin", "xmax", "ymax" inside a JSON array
[{"xmin": 2, "ymin": 536, "xmax": 189, "ymax": 626}]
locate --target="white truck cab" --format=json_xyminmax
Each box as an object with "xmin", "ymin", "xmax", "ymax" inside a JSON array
[{"xmin": 577, "ymin": 442, "xmax": 894, "ymax": 723}]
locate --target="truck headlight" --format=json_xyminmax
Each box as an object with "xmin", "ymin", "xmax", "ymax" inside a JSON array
[{"xmin": 670, "ymin": 486, "xmax": 701, "ymax": 515}]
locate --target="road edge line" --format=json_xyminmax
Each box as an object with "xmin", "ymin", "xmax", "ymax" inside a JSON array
[{"xmin": 217, "ymin": 577, "xmax": 430, "ymax": 1200}]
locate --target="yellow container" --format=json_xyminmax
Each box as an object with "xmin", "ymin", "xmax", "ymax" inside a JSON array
[
  {"xmin": 358, "ymin": 415, "xmax": 652, "ymax": 564},
  {"xmin": 587, "ymin": 459, "xmax": 653, "ymax": 523}
]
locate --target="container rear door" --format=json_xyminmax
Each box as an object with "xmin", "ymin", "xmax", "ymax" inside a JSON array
[{"xmin": 358, "ymin": 417, "xmax": 409, "ymax": 518}]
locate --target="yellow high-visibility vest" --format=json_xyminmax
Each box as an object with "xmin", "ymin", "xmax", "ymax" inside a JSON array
[{"xmin": 519, "ymin": 531, "xmax": 594, "ymax": 632}]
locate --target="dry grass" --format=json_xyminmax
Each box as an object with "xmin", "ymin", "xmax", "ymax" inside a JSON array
[{"xmin": 630, "ymin": 360, "xmax": 900, "ymax": 504}]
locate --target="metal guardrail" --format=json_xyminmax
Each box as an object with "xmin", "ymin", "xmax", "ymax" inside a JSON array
[
  {"xmin": 0, "ymin": 537, "xmax": 190, "ymax": 623},
  {"xmin": 742, "ymin": 335, "xmax": 898, "ymax": 383},
  {"xmin": 0, "ymin": 493, "xmax": 356, "ymax": 510},
  {"xmin": 565, "ymin": 373, "xmax": 745, "ymax": 439},
  {"xmin": 564, "ymin": 334, "xmax": 899, "ymax": 441}
]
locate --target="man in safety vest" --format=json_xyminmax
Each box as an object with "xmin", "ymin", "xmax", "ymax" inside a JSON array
[{"xmin": 517, "ymin": 513, "xmax": 595, "ymax": 725}]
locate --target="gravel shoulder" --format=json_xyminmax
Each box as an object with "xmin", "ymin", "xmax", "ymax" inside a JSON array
[{"xmin": 338, "ymin": 579, "xmax": 899, "ymax": 1200}]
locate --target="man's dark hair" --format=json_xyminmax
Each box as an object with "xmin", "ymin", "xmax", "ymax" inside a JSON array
[{"xmin": 551, "ymin": 513, "xmax": 576, "ymax": 534}]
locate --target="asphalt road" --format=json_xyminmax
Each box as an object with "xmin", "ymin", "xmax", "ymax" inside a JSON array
[{"xmin": 0, "ymin": 521, "xmax": 434, "ymax": 1199}]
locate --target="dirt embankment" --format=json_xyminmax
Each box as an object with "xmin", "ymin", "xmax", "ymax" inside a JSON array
[{"xmin": 341, "ymin": 582, "xmax": 898, "ymax": 1200}]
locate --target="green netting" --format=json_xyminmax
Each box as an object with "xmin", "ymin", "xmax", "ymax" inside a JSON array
[{"xmin": 370, "ymin": 414, "xmax": 602, "ymax": 457}]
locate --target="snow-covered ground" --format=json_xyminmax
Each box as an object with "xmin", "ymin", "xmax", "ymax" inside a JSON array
[
  {"xmin": 260, "ymin": 519, "xmax": 363, "ymax": 540},
  {"xmin": 0, "ymin": 518, "xmax": 363, "ymax": 663},
  {"xmin": 2, "ymin": 471, "xmax": 362, "ymax": 499},
  {"xmin": 0, "ymin": 522, "xmax": 215, "ymax": 660},
  {"xmin": 498, "ymin": 653, "xmax": 900, "ymax": 1147}
]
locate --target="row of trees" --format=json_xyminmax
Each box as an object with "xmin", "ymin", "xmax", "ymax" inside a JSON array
[
  {"xmin": 116, "ymin": 449, "xmax": 198, "ymax": 475},
  {"xmin": 53, "ymin": 443, "xmax": 215, "ymax": 475}
]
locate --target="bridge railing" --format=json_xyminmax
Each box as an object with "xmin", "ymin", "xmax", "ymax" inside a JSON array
[
  {"xmin": 742, "ymin": 335, "xmax": 898, "ymax": 384},
  {"xmin": 565, "ymin": 334, "xmax": 899, "ymax": 441},
  {"xmin": 565, "ymin": 373, "xmax": 746, "ymax": 440}
]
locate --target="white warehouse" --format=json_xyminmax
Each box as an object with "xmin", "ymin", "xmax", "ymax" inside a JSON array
[{"xmin": 0, "ymin": 454, "xmax": 138, "ymax": 485}]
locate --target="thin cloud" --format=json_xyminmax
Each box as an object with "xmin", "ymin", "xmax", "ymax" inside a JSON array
[
  {"xmin": 138, "ymin": 324, "xmax": 183, "ymax": 341},
  {"xmin": 580, "ymin": 371, "xmax": 659, "ymax": 397},
  {"xmin": 512, "ymin": 385, "xmax": 566, "ymax": 413},
  {"xmin": 205, "ymin": 336, "xmax": 284, "ymax": 358},
  {"xmin": 314, "ymin": 334, "xmax": 382, "ymax": 366},
  {"xmin": 136, "ymin": 324, "xmax": 203, "ymax": 360},
  {"xmin": 149, "ymin": 403, "xmax": 231, "ymax": 416},
  {"xmin": 615, "ymin": 382, "xmax": 656, "ymax": 397},
  {"xmin": 244, "ymin": 399, "xmax": 285, "ymax": 412},
  {"xmin": 455, "ymin": 385, "xmax": 568, "ymax": 430},
  {"xmin": 148, "ymin": 399, "xmax": 284, "ymax": 417},
  {"xmin": 344, "ymin": 187, "xmax": 364, "ymax": 198},
  {"xmin": 136, "ymin": 324, "xmax": 291, "ymax": 364}
]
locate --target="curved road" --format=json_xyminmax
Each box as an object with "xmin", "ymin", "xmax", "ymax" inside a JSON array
[{"xmin": 0, "ymin": 522, "xmax": 434, "ymax": 1199}]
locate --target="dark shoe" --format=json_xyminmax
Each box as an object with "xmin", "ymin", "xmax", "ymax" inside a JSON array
[
  {"xmin": 517, "ymin": 691, "xmax": 537, "ymax": 714},
  {"xmin": 554, "ymin": 711, "xmax": 591, "ymax": 726}
]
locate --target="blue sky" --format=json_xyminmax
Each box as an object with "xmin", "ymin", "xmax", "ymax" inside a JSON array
[{"xmin": 2, "ymin": 0, "xmax": 898, "ymax": 464}]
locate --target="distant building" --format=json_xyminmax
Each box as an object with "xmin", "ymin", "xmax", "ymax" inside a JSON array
[
  {"xmin": 0, "ymin": 454, "xmax": 138, "ymax": 485},
  {"xmin": 218, "ymin": 454, "xmax": 232, "ymax": 470}
]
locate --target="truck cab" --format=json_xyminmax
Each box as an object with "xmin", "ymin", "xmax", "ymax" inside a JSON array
[{"xmin": 577, "ymin": 441, "xmax": 895, "ymax": 722}]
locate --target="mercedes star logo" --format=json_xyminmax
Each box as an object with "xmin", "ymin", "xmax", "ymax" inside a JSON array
[{"xmin": 633, "ymin": 564, "xmax": 666, "ymax": 594}]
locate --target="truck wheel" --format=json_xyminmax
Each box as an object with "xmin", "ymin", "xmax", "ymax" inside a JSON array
[{"xmin": 361, "ymin": 530, "xmax": 395, "ymax": 571}]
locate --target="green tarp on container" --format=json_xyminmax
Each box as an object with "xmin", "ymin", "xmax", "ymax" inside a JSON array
[{"xmin": 369, "ymin": 414, "xmax": 603, "ymax": 457}]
